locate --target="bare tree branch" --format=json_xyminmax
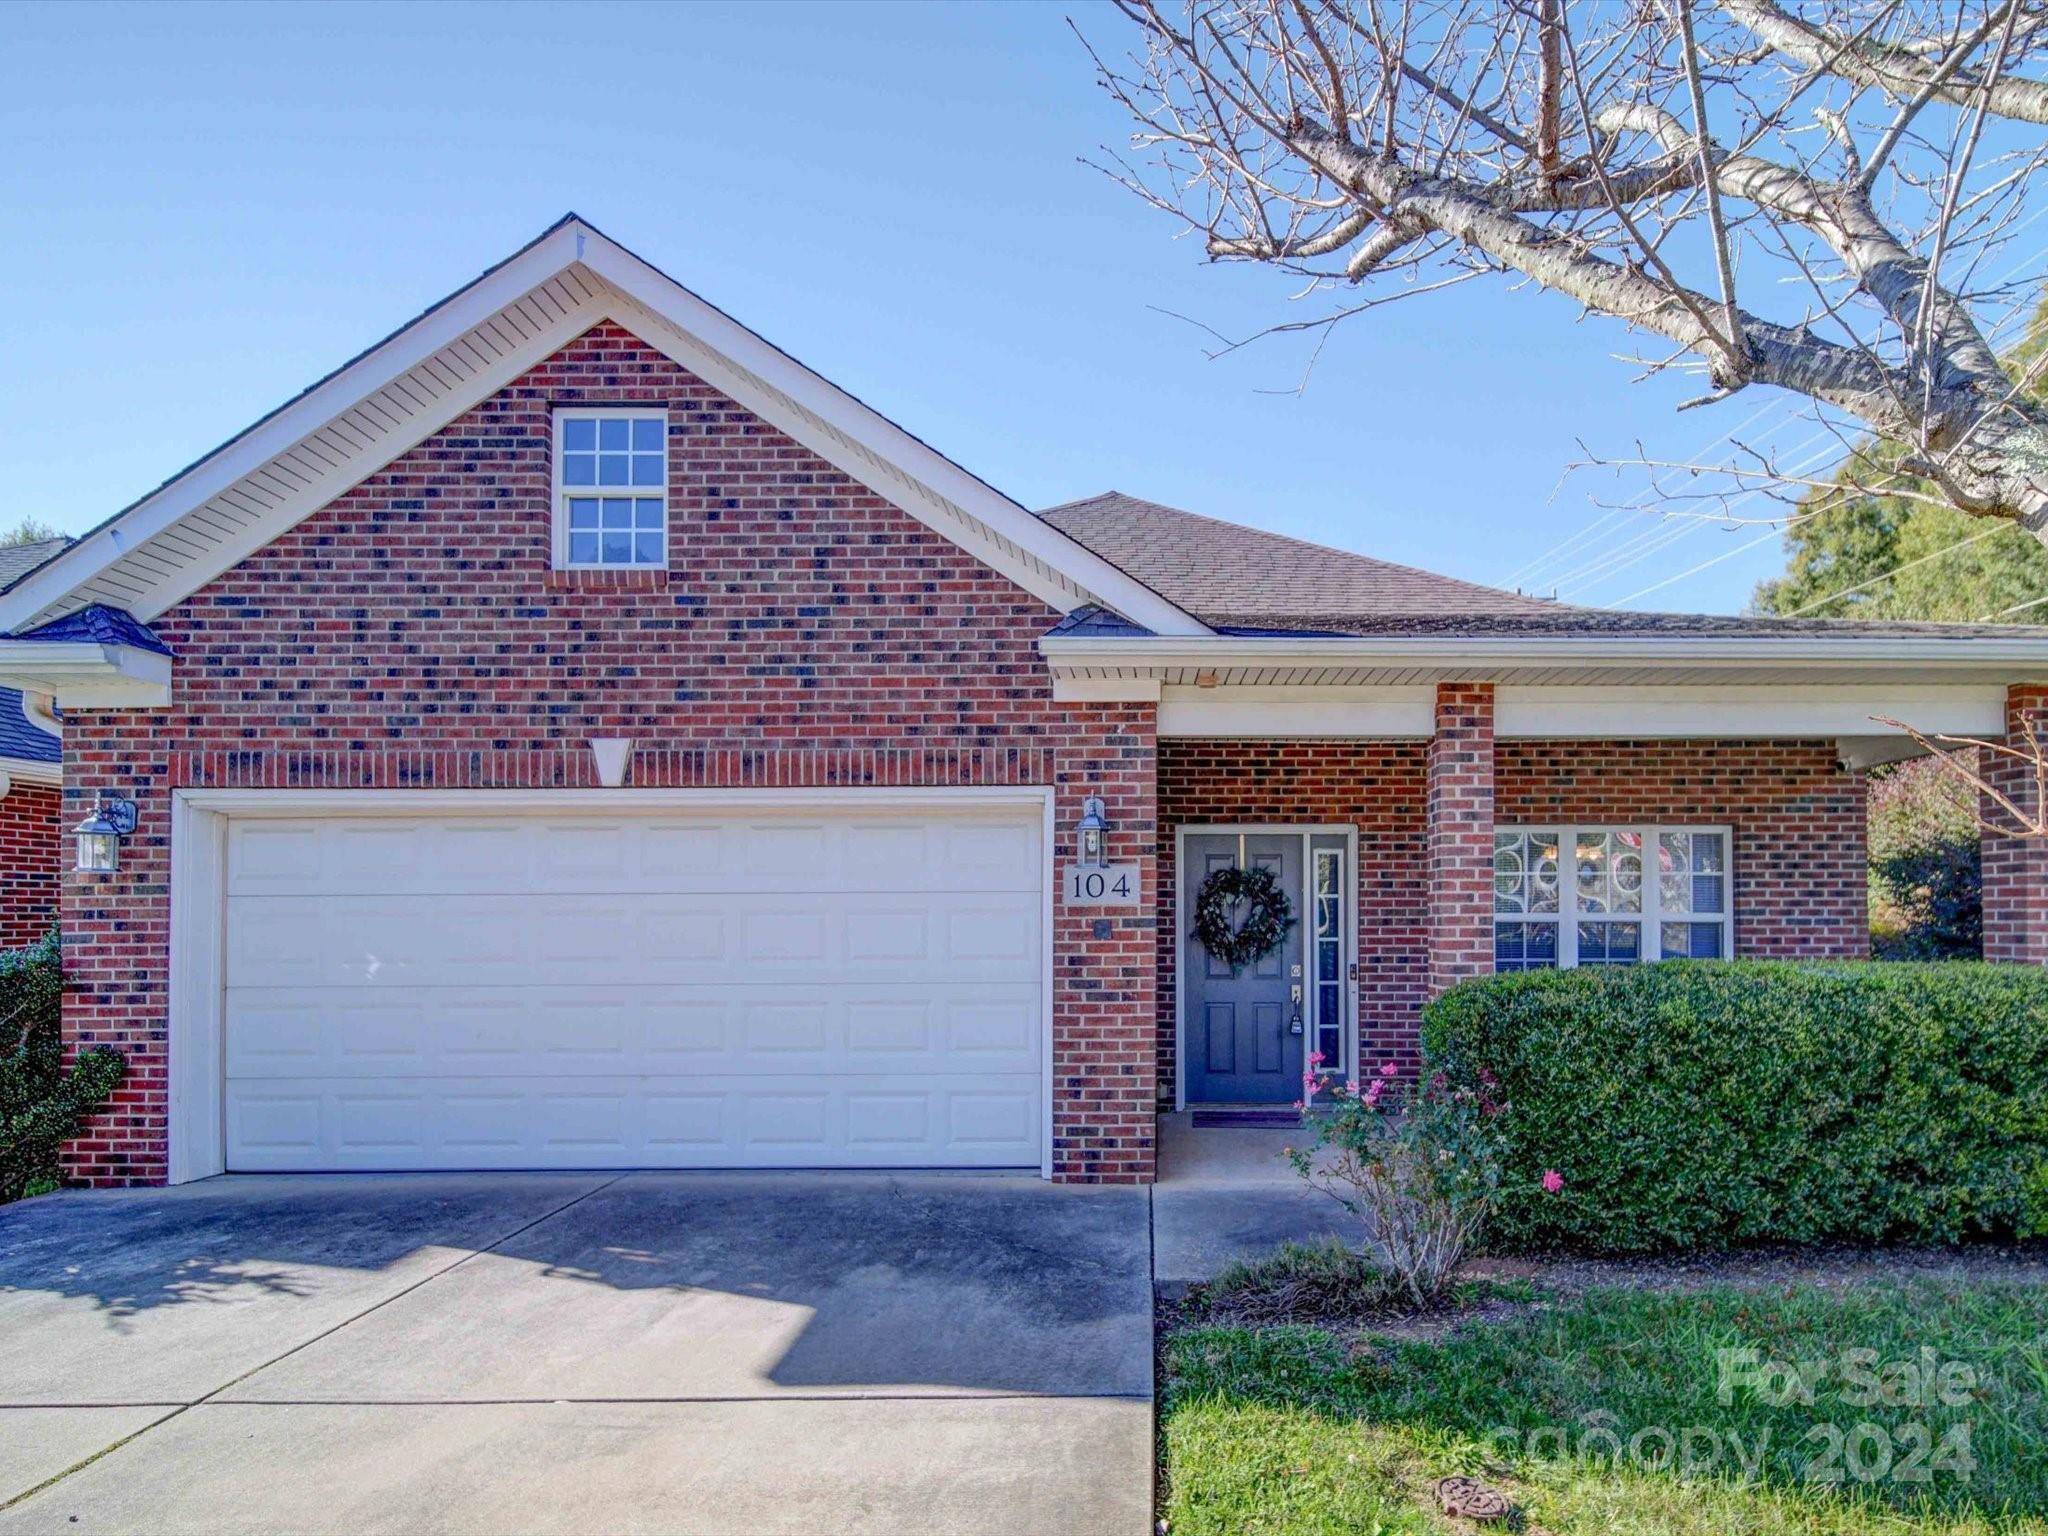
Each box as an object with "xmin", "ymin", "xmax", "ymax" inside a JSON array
[{"xmin": 1088, "ymin": 0, "xmax": 2048, "ymax": 541}]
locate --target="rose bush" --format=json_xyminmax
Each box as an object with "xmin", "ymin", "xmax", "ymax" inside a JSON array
[{"xmin": 1288, "ymin": 1053, "xmax": 1558, "ymax": 1304}]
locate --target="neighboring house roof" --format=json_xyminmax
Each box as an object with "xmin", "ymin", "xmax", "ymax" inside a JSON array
[
  {"xmin": 0, "ymin": 538, "xmax": 70, "ymax": 593},
  {"xmin": 0, "ymin": 216, "xmax": 1206, "ymax": 640},
  {"xmin": 0, "ymin": 686, "xmax": 59, "ymax": 772},
  {"xmin": 1041, "ymin": 492, "xmax": 2048, "ymax": 643}
]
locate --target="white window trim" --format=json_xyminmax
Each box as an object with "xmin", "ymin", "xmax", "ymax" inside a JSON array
[
  {"xmin": 551, "ymin": 406, "xmax": 669, "ymax": 570},
  {"xmin": 1493, "ymin": 823, "xmax": 1735, "ymax": 969}
]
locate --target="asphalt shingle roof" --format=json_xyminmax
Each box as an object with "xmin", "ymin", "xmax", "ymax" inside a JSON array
[
  {"xmin": 1040, "ymin": 492, "xmax": 1562, "ymax": 625},
  {"xmin": 1039, "ymin": 492, "xmax": 2048, "ymax": 641},
  {"xmin": 0, "ymin": 538, "xmax": 68, "ymax": 594},
  {"xmin": 0, "ymin": 688, "xmax": 58, "ymax": 766}
]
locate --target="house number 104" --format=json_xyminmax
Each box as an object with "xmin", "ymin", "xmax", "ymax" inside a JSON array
[{"xmin": 1063, "ymin": 864, "xmax": 1141, "ymax": 906}]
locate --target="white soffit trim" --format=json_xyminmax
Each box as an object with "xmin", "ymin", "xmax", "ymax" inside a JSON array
[
  {"xmin": 1041, "ymin": 633, "xmax": 2048, "ymax": 686},
  {"xmin": 3, "ymin": 218, "xmax": 1208, "ymax": 638},
  {"xmin": 1495, "ymin": 684, "xmax": 2008, "ymax": 739},
  {"xmin": 0, "ymin": 642, "xmax": 171, "ymax": 710},
  {"xmin": 1159, "ymin": 685, "xmax": 1434, "ymax": 737},
  {"xmin": 2, "ymin": 224, "xmax": 604, "ymax": 631}
]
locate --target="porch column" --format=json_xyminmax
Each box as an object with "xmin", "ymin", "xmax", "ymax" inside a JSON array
[
  {"xmin": 1427, "ymin": 681, "xmax": 1496, "ymax": 996},
  {"xmin": 1982, "ymin": 682, "xmax": 2048, "ymax": 964}
]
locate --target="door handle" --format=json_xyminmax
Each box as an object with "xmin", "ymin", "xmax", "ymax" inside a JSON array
[{"xmin": 1291, "ymin": 983, "xmax": 1303, "ymax": 1006}]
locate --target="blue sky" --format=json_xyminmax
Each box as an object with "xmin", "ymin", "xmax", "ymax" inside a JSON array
[{"xmin": 0, "ymin": 0, "xmax": 1926, "ymax": 613}]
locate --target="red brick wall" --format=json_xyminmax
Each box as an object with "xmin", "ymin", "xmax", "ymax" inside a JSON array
[
  {"xmin": 1982, "ymin": 683, "xmax": 2048, "ymax": 964},
  {"xmin": 1155, "ymin": 733, "xmax": 1867, "ymax": 1102},
  {"xmin": 1496, "ymin": 739, "xmax": 1869, "ymax": 959},
  {"xmin": 61, "ymin": 322, "xmax": 1158, "ymax": 1186},
  {"xmin": 0, "ymin": 781, "xmax": 60, "ymax": 949},
  {"xmin": 1427, "ymin": 683, "xmax": 1497, "ymax": 997}
]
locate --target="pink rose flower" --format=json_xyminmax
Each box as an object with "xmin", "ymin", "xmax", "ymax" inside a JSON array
[
  {"xmin": 1542, "ymin": 1169, "xmax": 1565, "ymax": 1194},
  {"xmin": 1380, "ymin": 1062, "xmax": 1399, "ymax": 1078}
]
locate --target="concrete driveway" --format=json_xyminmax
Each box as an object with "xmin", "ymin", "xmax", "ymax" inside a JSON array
[{"xmin": 0, "ymin": 1172, "xmax": 1151, "ymax": 1535}]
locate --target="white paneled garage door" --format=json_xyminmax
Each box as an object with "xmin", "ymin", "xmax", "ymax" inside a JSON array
[{"xmin": 220, "ymin": 804, "xmax": 1045, "ymax": 1171}]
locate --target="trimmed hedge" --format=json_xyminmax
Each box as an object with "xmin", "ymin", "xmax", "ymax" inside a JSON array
[
  {"xmin": 1422, "ymin": 961, "xmax": 2048, "ymax": 1254},
  {"xmin": 1, "ymin": 931, "xmax": 123, "ymax": 1203}
]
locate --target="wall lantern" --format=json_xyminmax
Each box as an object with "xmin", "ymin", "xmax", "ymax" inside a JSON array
[
  {"xmin": 74, "ymin": 796, "xmax": 138, "ymax": 874},
  {"xmin": 1076, "ymin": 796, "xmax": 1110, "ymax": 868}
]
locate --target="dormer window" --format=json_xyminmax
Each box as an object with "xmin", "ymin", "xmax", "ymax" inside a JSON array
[{"xmin": 553, "ymin": 408, "xmax": 667, "ymax": 568}]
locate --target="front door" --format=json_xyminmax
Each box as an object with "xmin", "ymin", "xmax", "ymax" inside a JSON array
[{"xmin": 1184, "ymin": 833, "xmax": 1305, "ymax": 1104}]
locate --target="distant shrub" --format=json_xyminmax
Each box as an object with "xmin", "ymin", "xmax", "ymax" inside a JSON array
[
  {"xmin": 1868, "ymin": 756, "xmax": 1980, "ymax": 959},
  {"xmin": 1423, "ymin": 961, "xmax": 2048, "ymax": 1254},
  {"xmin": 0, "ymin": 931, "xmax": 124, "ymax": 1203}
]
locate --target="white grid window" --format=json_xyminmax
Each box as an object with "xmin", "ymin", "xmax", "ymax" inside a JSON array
[
  {"xmin": 553, "ymin": 408, "xmax": 667, "ymax": 568},
  {"xmin": 1493, "ymin": 826, "xmax": 1731, "ymax": 971}
]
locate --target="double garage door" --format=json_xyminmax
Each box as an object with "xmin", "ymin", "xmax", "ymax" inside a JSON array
[{"xmin": 220, "ymin": 803, "xmax": 1045, "ymax": 1172}]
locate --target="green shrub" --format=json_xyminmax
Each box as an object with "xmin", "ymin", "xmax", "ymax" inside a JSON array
[
  {"xmin": 1867, "ymin": 756, "xmax": 1980, "ymax": 959},
  {"xmin": 1421, "ymin": 961, "xmax": 2048, "ymax": 1254},
  {"xmin": 0, "ymin": 931, "xmax": 124, "ymax": 1203}
]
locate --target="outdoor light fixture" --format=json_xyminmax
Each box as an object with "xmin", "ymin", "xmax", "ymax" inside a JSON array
[
  {"xmin": 73, "ymin": 796, "xmax": 137, "ymax": 874},
  {"xmin": 1076, "ymin": 796, "xmax": 1110, "ymax": 868}
]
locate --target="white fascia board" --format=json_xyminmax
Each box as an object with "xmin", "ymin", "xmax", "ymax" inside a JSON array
[
  {"xmin": 1041, "ymin": 633, "xmax": 2048, "ymax": 676},
  {"xmin": 1159, "ymin": 685, "xmax": 1434, "ymax": 737},
  {"xmin": 0, "ymin": 756, "xmax": 60, "ymax": 787},
  {"xmin": 574, "ymin": 232, "xmax": 1209, "ymax": 638},
  {"xmin": 0, "ymin": 225, "xmax": 590, "ymax": 634},
  {"xmin": 1496, "ymin": 684, "xmax": 2008, "ymax": 739},
  {"xmin": 124, "ymin": 298, "xmax": 606, "ymax": 623},
  {"xmin": 0, "ymin": 643, "xmax": 172, "ymax": 710},
  {"xmin": 1050, "ymin": 675, "xmax": 1162, "ymax": 703}
]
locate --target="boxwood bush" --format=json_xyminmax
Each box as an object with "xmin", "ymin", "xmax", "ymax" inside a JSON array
[
  {"xmin": 1422, "ymin": 961, "xmax": 2048, "ymax": 1254},
  {"xmin": 1, "ymin": 931, "xmax": 123, "ymax": 1203}
]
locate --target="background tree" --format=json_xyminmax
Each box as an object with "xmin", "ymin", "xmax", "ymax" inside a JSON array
[
  {"xmin": 1867, "ymin": 757, "xmax": 1982, "ymax": 955},
  {"xmin": 0, "ymin": 518, "xmax": 59, "ymax": 549},
  {"xmin": 1753, "ymin": 290, "xmax": 2048, "ymax": 618},
  {"xmin": 1092, "ymin": 0, "xmax": 2048, "ymax": 543}
]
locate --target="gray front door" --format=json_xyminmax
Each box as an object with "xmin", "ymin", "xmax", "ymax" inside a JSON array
[{"xmin": 1184, "ymin": 833, "xmax": 1305, "ymax": 1104}]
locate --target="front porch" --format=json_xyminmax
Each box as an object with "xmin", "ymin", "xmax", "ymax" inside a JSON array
[
  {"xmin": 1148, "ymin": 687, "xmax": 1885, "ymax": 1125},
  {"xmin": 1151, "ymin": 1109, "xmax": 1350, "ymax": 1295}
]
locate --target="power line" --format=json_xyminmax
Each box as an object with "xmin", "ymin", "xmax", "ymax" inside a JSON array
[
  {"xmin": 1983, "ymin": 590, "xmax": 2048, "ymax": 619},
  {"xmin": 1567, "ymin": 229, "xmax": 2048, "ymax": 609},
  {"xmin": 1605, "ymin": 518, "xmax": 1822, "ymax": 607},
  {"xmin": 1780, "ymin": 522, "xmax": 2022, "ymax": 616}
]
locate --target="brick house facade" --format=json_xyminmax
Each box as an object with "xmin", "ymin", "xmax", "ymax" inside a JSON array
[
  {"xmin": 4, "ymin": 218, "xmax": 2043, "ymax": 1189},
  {"xmin": 0, "ymin": 681, "xmax": 63, "ymax": 949},
  {"xmin": 0, "ymin": 780, "xmax": 60, "ymax": 949}
]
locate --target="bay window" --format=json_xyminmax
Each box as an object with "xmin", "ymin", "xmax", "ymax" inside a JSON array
[{"xmin": 1493, "ymin": 825, "xmax": 1731, "ymax": 971}]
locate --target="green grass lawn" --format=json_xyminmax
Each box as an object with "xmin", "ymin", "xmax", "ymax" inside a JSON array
[{"xmin": 1160, "ymin": 1277, "xmax": 2048, "ymax": 1534}]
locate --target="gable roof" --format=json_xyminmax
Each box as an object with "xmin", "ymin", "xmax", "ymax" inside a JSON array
[
  {"xmin": 1042, "ymin": 492, "xmax": 2048, "ymax": 642},
  {"xmin": 0, "ymin": 538, "xmax": 69, "ymax": 594},
  {"xmin": 0, "ymin": 217, "xmax": 1207, "ymax": 640}
]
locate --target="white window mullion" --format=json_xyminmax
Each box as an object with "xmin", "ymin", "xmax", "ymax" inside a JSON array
[
  {"xmin": 1561, "ymin": 824, "xmax": 1579, "ymax": 967},
  {"xmin": 1646, "ymin": 823, "xmax": 1665, "ymax": 961}
]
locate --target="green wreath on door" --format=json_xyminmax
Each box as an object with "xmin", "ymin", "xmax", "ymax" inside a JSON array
[{"xmin": 1190, "ymin": 865, "xmax": 1297, "ymax": 971}]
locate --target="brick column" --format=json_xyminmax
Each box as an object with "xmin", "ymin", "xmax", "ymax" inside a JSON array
[
  {"xmin": 1427, "ymin": 682, "xmax": 1496, "ymax": 996},
  {"xmin": 1982, "ymin": 683, "xmax": 2048, "ymax": 965}
]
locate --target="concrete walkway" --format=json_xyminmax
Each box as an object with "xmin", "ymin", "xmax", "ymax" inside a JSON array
[
  {"xmin": 1150, "ymin": 1110, "xmax": 1355, "ymax": 1296},
  {"xmin": 0, "ymin": 1172, "xmax": 1152, "ymax": 1536}
]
